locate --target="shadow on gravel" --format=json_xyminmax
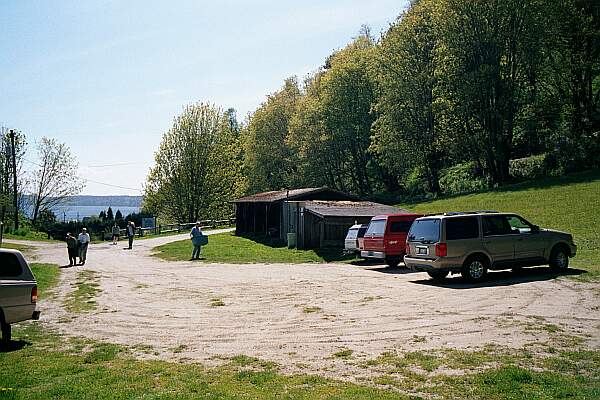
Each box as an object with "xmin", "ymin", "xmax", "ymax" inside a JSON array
[
  {"xmin": 365, "ymin": 266, "xmax": 418, "ymax": 275},
  {"xmin": 0, "ymin": 340, "xmax": 31, "ymax": 353},
  {"xmin": 410, "ymin": 267, "xmax": 586, "ymax": 289}
]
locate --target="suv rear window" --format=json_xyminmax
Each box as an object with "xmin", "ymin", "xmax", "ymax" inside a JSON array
[
  {"xmin": 389, "ymin": 220, "xmax": 413, "ymax": 233},
  {"xmin": 407, "ymin": 219, "xmax": 441, "ymax": 243},
  {"xmin": 446, "ymin": 217, "xmax": 479, "ymax": 240},
  {"xmin": 346, "ymin": 229, "xmax": 358, "ymax": 239},
  {"xmin": 365, "ymin": 219, "xmax": 386, "ymax": 236},
  {"xmin": 0, "ymin": 252, "xmax": 23, "ymax": 277}
]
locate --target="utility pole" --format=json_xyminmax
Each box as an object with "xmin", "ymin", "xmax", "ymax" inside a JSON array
[{"xmin": 9, "ymin": 130, "xmax": 18, "ymax": 230}]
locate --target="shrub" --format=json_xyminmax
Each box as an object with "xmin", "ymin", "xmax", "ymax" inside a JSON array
[
  {"xmin": 439, "ymin": 162, "xmax": 488, "ymax": 195},
  {"xmin": 509, "ymin": 154, "xmax": 551, "ymax": 180}
]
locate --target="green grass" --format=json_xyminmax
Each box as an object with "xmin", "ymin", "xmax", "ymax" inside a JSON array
[
  {"xmin": 0, "ymin": 243, "xmax": 31, "ymax": 253},
  {"xmin": 400, "ymin": 170, "xmax": 600, "ymax": 280},
  {"xmin": 0, "ymin": 325, "xmax": 405, "ymax": 400},
  {"xmin": 63, "ymin": 270, "xmax": 101, "ymax": 313},
  {"xmin": 154, "ymin": 231, "xmax": 331, "ymax": 263},
  {"xmin": 2, "ymin": 230, "xmax": 58, "ymax": 242},
  {"xmin": 29, "ymin": 263, "xmax": 60, "ymax": 298},
  {"xmin": 2, "ymin": 324, "xmax": 598, "ymax": 400}
]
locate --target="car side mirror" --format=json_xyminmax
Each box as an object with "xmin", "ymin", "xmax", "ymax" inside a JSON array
[{"xmin": 531, "ymin": 225, "xmax": 540, "ymax": 234}]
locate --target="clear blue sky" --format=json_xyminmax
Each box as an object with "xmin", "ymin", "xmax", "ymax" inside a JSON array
[{"xmin": 1, "ymin": 0, "xmax": 407, "ymax": 195}]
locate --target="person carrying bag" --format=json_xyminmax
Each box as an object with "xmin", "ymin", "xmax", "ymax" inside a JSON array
[{"xmin": 190, "ymin": 222, "xmax": 208, "ymax": 260}]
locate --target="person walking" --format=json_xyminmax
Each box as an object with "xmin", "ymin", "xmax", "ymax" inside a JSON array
[
  {"xmin": 126, "ymin": 221, "xmax": 136, "ymax": 250},
  {"xmin": 66, "ymin": 232, "xmax": 78, "ymax": 266},
  {"xmin": 77, "ymin": 227, "xmax": 91, "ymax": 265},
  {"xmin": 190, "ymin": 221, "xmax": 204, "ymax": 260},
  {"xmin": 111, "ymin": 223, "xmax": 120, "ymax": 245}
]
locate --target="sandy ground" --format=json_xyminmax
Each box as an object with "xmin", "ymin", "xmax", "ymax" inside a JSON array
[{"xmin": 7, "ymin": 231, "xmax": 600, "ymax": 378}]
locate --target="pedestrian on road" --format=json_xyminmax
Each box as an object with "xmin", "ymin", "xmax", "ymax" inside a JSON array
[
  {"xmin": 111, "ymin": 223, "xmax": 120, "ymax": 245},
  {"xmin": 65, "ymin": 232, "xmax": 78, "ymax": 266},
  {"xmin": 78, "ymin": 227, "xmax": 91, "ymax": 265},
  {"xmin": 126, "ymin": 221, "xmax": 136, "ymax": 249},
  {"xmin": 190, "ymin": 221, "xmax": 204, "ymax": 260}
]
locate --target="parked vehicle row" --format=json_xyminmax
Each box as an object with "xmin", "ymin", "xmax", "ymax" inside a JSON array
[{"xmin": 345, "ymin": 211, "xmax": 577, "ymax": 282}]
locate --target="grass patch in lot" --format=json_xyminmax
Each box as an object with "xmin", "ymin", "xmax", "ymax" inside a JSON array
[
  {"xmin": 209, "ymin": 298, "xmax": 225, "ymax": 307},
  {"xmin": 333, "ymin": 349, "xmax": 354, "ymax": 359},
  {"xmin": 154, "ymin": 231, "xmax": 332, "ymax": 264},
  {"xmin": 400, "ymin": 170, "xmax": 600, "ymax": 280},
  {"xmin": 0, "ymin": 242, "xmax": 31, "ymax": 253},
  {"xmin": 63, "ymin": 270, "xmax": 101, "ymax": 313},
  {"xmin": 303, "ymin": 306, "xmax": 322, "ymax": 313}
]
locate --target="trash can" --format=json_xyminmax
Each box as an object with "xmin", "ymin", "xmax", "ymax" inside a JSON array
[{"xmin": 287, "ymin": 233, "xmax": 297, "ymax": 249}]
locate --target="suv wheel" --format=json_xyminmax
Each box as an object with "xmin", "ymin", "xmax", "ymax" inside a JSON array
[
  {"xmin": 0, "ymin": 321, "xmax": 11, "ymax": 345},
  {"xmin": 427, "ymin": 270, "xmax": 449, "ymax": 281},
  {"xmin": 462, "ymin": 256, "xmax": 488, "ymax": 282},
  {"xmin": 549, "ymin": 246, "xmax": 569, "ymax": 271}
]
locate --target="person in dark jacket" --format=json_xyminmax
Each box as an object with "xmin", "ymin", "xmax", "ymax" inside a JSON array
[
  {"xmin": 190, "ymin": 222, "xmax": 203, "ymax": 260},
  {"xmin": 66, "ymin": 232, "xmax": 78, "ymax": 266},
  {"xmin": 126, "ymin": 221, "xmax": 136, "ymax": 249}
]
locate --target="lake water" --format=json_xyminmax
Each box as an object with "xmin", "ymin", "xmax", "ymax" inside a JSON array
[{"xmin": 37, "ymin": 206, "xmax": 141, "ymax": 222}]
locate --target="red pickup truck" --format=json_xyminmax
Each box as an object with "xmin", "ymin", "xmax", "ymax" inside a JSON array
[{"xmin": 360, "ymin": 213, "xmax": 422, "ymax": 267}]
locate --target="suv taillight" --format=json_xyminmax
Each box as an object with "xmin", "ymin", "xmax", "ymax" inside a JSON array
[
  {"xmin": 435, "ymin": 243, "xmax": 447, "ymax": 257},
  {"xmin": 31, "ymin": 286, "xmax": 38, "ymax": 303}
]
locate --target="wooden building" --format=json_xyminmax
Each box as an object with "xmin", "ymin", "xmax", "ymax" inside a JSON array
[
  {"xmin": 233, "ymin": 187, "xmax": 356, "ymax": 239},
  {"xmin": 283, "ymin": 201, "xmax": 406, "ymax": 249}
]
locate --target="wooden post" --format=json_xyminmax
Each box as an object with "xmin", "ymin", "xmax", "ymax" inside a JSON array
[
  {"xmin": 265, "ymin": 204, "xmax": 268, "ymax": 237},
  {"xmin": 319, "ymin": 220, "xmax": 324, "ymax": 249},
  {"xmin": 9, "ymin": 130, "xmax": 18, "ymax": 230}
]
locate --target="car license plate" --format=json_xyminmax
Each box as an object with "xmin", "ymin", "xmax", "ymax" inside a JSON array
[{"xmin": 416, "ymin": 246, "xmax": 428, "ymax": 255}]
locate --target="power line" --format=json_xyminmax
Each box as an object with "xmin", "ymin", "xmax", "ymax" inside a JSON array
[
  {"xmin": 84, "ymin": 178, "xmax": 142, "ymax": 193},
  {"xmin": 86, "ymin": 161, "xmax": 148, "ymax": 168}
]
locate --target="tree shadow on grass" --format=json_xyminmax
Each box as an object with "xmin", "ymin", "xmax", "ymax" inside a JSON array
[
  {"xmin": 0, "ymin": 340, "xmax": 31, "ymax": 353},
  {"xmin": 410, "ymin": 267, "xmax": 586, "ymax": 289}
]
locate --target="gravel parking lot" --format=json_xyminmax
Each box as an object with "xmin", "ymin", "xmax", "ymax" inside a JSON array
[{"xmin": 13, "ymin": 232, "xmax": 600, "ymax": 378}]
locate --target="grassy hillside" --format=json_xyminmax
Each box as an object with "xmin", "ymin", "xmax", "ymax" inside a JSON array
[{"xmin": 400, "ymin": 170, "xmax": 600, "ymax": 280}]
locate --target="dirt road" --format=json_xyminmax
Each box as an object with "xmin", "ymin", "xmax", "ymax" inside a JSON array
[{"xmin": 9, "ymin": 232, "xmax": 600, "ymax": 377}]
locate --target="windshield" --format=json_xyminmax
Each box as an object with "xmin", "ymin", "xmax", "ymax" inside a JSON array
[
  {"xmin": 346, "ymin": 228, "xmax": 358, "ymax": 240},
  {"xmin": 365, "ymin": 219, "xmax": 386, "ymax": 236},
  {"xmin": 407, "ymin": 219, "xmax": 441, "ymax": 243}
]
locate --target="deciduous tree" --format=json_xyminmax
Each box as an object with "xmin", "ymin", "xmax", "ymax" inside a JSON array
[{"xmin": 29, "ymin": 137, "xmax": 84, "ymax": 224}]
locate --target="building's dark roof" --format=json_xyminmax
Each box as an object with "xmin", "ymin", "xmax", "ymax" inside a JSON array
[
  {"xmin": 233, "ymin": 187, "xmax": 355, "ymax": 203},
  {"xmin": 302, "ymin": 201, "xmax": 408, "ymax": 218}
]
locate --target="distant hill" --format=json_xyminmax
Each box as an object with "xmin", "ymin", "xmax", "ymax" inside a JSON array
[
  {"xmin": 63, "ymin": 195, "xmax": 143, "ymax": 207},
  {"xmin": 22, "ymin": 195, "xmax": 143, "ymax": 207}
]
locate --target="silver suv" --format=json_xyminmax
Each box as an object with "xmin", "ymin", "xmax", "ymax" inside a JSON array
[
  {"xmin": 0, "ymin": 249, "xmax": 40, "ymax": 344},
  {"xmin": 404, "ymin": 211, "xmax": 577, "ymax": 282}
]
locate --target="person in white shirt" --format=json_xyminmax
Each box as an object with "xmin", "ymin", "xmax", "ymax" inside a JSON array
[{"xmin": 78, "ymin": 227, "xmax": 91, "ymax": 265}]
